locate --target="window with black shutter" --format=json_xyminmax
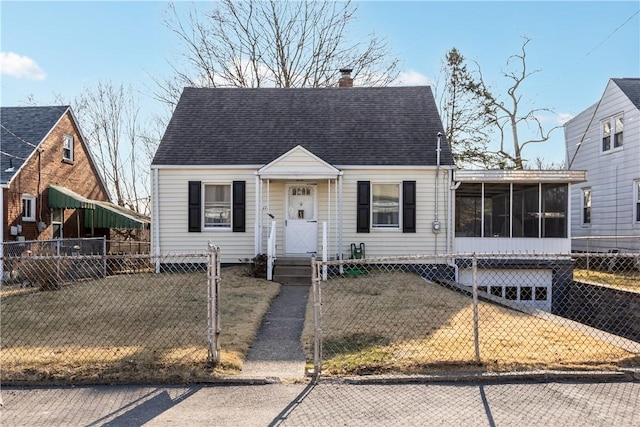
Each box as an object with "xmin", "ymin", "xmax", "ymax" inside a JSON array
[
  {"xmin": 188, "ymin": 181, "xmax": 201, "ymax": 232},
  {"xmin": 357, "ymin": 181, "xmax": 370, "ymax": 233},
  {"xmin": 403, "ymin": 181, "xmax": 416, "ymax": 233}
]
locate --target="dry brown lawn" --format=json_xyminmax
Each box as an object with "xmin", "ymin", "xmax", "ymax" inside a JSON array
[
  {"xmin": 573, "ymin": 269, "xmax": 640, "ymax": 293},
  {"xmin": 302, "ymin": 270, "xmax": 638, "ymax": 376},
  {"xmin": 0, "ymin": 266, "xmax": 279, "ymax": 384},
  {"xmin": 2, "ymin": 265, "xmax": 637, "ymax": 383}
]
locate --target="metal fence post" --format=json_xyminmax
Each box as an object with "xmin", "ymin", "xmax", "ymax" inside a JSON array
[
  {"xmin": 102, "ymin": 236, "xmax": 107, "ymax": 277},
  {"xmin": 472, "ymin": 253, "xmax": 480, "ymax": 363},
  {"xmin": 311, "ymin": 255, "xmax": 322, "ymax": 376},
  {"xmin": 207, "ymin": 242, "xmax": 221, "ymax": 366}
]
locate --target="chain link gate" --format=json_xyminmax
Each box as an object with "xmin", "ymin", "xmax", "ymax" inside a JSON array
[{"xmin": 311, "ymin": 253, "xmax": 640, "ymax": 377}]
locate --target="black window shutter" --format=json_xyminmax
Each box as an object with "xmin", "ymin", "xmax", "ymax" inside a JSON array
[
  {"xmin": 232, "ymin": 181, "xmax": 246, "ymax": 232},
  {"xmin": 188, "ymin": 181, "xmax": 201, "ymax": 232},
  {"xmin": 357, "ymin": 181, "xmax": 370, "ymax": 233},
  {"xmin": 403, "ymin": 181, "xmax": 416, "ymax": 233}
]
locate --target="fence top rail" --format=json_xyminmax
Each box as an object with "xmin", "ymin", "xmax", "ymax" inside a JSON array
[
  {"xmin": 1, "ymin": 252, "xmax": 209, "ymax": 261},
  {"xmin": 316, "ymin": 253, "xmax": 581, "ymax": 266},
  {"xmin": 1, "ymin": 237, "xmax": 107, "ymax": 246},
  {"xmin": 572, "ymin": 236, "xmax": 640, "ymax": 240}
]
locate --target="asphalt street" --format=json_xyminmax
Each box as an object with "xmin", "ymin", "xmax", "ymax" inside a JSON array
[{"xmin": 2, "ymin": 378, "xmax": 638, "ymax": 426}]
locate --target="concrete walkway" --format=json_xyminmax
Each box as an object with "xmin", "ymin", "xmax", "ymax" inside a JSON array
[{"xmin": 238, "ymin": 285, "xmax": 310, "ymax": 381}]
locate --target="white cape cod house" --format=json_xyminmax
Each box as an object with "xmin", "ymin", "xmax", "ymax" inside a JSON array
[
  {"xmin": 151, "ymin": 83, "xmax": 587, "ymax": 313},
  {"xmin": 151, "ymin": 85, "xmax": 455, "ymax": 264}
]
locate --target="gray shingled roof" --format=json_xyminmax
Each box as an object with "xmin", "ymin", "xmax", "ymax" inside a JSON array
[
  {"xmin": 1, "ymin": 106, "xmax": 69, "ymax": 184},
  {"xmin": 152, "ymin": 86, "xmax": 454, "ymax": 167},
  {"xmin": 612, "ymin": 78, "xmax": 640, "ymax": 109}
]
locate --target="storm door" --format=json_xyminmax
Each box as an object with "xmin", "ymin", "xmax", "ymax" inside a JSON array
[{"xmin": 285, "ymin": 183, "xmax": 317, "ymax": 254}]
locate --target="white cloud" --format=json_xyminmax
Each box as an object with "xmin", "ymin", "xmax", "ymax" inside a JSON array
[
  {"xmin": 534, "ymin": 112, "xmax": 574, "ymax": 126},
  {"xmin": 557, "ymin": 113, "xmax": 574, "ymax": 125},
  {"xmin": 0, "ymin": 52, "xmax": 46, "ymax": 80},
  {"xmin": 392, "ymin": 70, "xmax": 432, "ymax": 87}
]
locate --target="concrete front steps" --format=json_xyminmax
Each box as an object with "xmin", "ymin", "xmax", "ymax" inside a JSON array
[{"xmin": 272, "ymin": 257, "xmax": 312, "ymax": 285}]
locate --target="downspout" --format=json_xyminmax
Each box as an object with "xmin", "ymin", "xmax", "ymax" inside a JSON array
[
  {"xmin": 448, "ymin": 169, "xmax": 461, "ymax": 283},
  {"xmin": 433, "ymin": 133, "xmax": 442, "ymax": 254},
  {"xmin": 255, "ymin": 174, "xmax": 261, "ymax": 255},
  {"xmin": 327, "ymin": 178, "xmax": 331, "ymax": 257},
  {"xmin": 338, "ymin": 173, "xmax": 343, "ymax": 261},
  {"xmin": 153, "ymin": 168, "xmax": 160, "ymax": 271}
]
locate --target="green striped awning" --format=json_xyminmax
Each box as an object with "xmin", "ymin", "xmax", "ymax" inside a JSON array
[
  {"xmin": 86, "ymin": 200, "xmax": 150, "ymax": 229},
  {"xmin": 47, "ymin": 185, "xmax": 149, "ymax": 229},
  {"xmin": 48, "ymin": 184, "xmax": 95, "ymax": 210}
]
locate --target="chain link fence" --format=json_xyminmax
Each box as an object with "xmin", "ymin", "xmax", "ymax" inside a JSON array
[
  {"xmin": 310, "ymin": 253, "xmax": 640, "ymax": 376},
  {"xmin": 0, "ymin": 244, "xmax": 228, "ymax": 384},
  {"xmin": 3, "ymin": 237, "xmax": 639, "ymax": 384}
]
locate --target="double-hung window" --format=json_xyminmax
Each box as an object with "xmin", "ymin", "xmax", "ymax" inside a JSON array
[
  {"xmin": 357, "ymin": 181, "xmax": 415, "ymax": 233},
  {"xmin": 188, "ymin": 181, "xmax": 245, "ymax": 233},
  {"xmin": 582, "ymin": 188, "xmax": 591, "ymax": 225},
  {"xmin": 51, "ymin": 208, "xmax": 64, "ymax": 238},
  {"xmin": 372, "ymin": 183, "xmax": 400, "ymax": 229},
  {"xmin": 634, "ymin": 180, "xmax": 640, "ymax": 223},
  {"xmin": 204, "ymin": 184, "xmax": 231, "ymax": 229},
  {"xmin": 63, "ymin": 134, "xmax": 74, "ymax": 162},
  {"xmin": 601, "ymin": 114, "xmax": 623, "ymax": 152},
  {"xmin": 22, "ymin": 194, "xmax": 36, "ymax": 222}
]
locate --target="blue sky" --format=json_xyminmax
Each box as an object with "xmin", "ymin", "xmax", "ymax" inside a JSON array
[{"xmin": 1, "ymin": 1, "xmax": 639, "ymax": 166}]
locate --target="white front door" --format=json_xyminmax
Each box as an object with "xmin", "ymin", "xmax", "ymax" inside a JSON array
[{"xmin": 285, "ymin": 183, "xmax": 318, "ymax": 254}]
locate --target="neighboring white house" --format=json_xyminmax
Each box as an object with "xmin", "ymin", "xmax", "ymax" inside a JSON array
[
  {"xmin": 564, "ymin": 78, "xmax": 640, "ymax": 253},
  {"xmin": 151, "ymin": 82, "xmax": 456, "ymax": 265}
]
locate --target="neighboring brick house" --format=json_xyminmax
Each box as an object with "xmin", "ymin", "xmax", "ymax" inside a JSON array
[{"xmin": 1, "ymin": 105, "xmax": 148, "ymax": 251}]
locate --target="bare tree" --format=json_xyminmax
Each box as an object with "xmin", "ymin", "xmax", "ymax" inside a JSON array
[
  {"xmin": 74, "ymin": 81, "xmax": 150, "ymax": 215},
  {"xmin": 152, "ymin": 0, "xmax": 399, "ymax": 107},
  {"xmin": 451, "ymin": 37, "xmax": 560, "ymax": 170},
  {"xmin": 436, "ymin": 48, "xmax": 497, "ymax": 169}
]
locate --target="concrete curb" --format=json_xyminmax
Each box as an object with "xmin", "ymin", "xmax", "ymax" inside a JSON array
[
  {"xmin": 325, "ymin": 370, "xmax": 639, "ymax": 385},
  {"xmin": 215, "ymin": 369, "xmax": 640, "ymax": 386}
]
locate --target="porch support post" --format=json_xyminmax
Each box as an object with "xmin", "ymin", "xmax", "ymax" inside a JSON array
[
  {"xmin": 338, "ymin": 174, "xmax": 343, "ymax": 261},
  {"xmin": 254, "ymin": 174, "xmax": 261, "ymax": 255},
  {"xmin": 327, "ymin": 179, "xmax": 331, "ymax": 258}
]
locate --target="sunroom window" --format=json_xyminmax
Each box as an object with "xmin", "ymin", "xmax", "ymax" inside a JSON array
[{"xmin": 455, "ymin": 182, "xmax": 568, "ymax": 238}]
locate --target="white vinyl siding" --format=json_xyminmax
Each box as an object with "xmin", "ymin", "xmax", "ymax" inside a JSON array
[
  {"xmin": 154, "ymin": 168, "xmax": 256, "ymax": 263},
  {"xmin": 340, "ymin": 168, "xmax": 448, "ymax": 258},
  {"xmin": 258, "ymin": 168, "xmax": 448, "ymax": 259}
]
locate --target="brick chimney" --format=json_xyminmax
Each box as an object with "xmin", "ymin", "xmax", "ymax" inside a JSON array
[{"xmin": 338, "ymin": 68, "xmax": 353, "ymax": 87}]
